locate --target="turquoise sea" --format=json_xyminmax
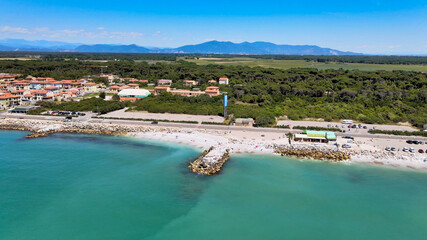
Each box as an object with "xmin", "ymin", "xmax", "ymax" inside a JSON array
[{"xmin": 1, "ymin": 130, "xmax": 427, "ymax": 240}]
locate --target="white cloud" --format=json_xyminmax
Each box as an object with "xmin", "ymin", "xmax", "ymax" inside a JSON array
[
  {"xmin": 0, "ymin": 26, "xmax": 32, "ymax": 34},
  {"xmin": 109, "ymin": 31, "xmax": 144, "ymax": 39},
  {"xmin": 34, "ymin": 27, "xmax": 49, "ymax": 33},
  {"xmin": 0, "ymin": 25, "xmax": 145, "ymax": 41},
  {"xmin": 388, "ymin": 45, "xmax": 401, "ymax": 49},
  {"xmin": 49, "ymin": 29, "xmax": 85, "ymax": 38}
]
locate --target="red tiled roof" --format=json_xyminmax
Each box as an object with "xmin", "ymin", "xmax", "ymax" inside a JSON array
[
  {"xmin": 45, "ymin": 86, "xmax": 59, "ymax": 90},
  {"xmin": 154, "ymin": 86, "xmax": 170, "ymax": 90}
]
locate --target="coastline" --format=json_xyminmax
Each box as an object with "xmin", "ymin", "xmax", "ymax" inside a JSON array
[{"xmin": 1, "ymin": 117, "xmax": 426, "ymax": 171}]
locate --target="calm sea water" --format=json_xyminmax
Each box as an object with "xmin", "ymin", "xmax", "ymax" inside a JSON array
[{"xmin": 1, "ymin": 130, "xmax": 427, "ymax": 240}]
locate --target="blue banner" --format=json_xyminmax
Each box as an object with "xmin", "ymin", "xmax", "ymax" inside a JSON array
[{"xmin": 224, "ymin": 95, "xmax": 228, "ymax": 107}]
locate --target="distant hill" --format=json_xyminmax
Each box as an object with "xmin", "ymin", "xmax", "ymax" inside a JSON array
[
  {"xmin": 0, "ymin": 45, "xmax": 15, "ymax": 51},
  {"xmin": 0, "ymin": 39, "xmax": 81, "ymax": 50},
  {"xmin": 0, "ymin": 39, "xmax": 361, "ymax": 55},
  {"xmin": 75, "ymin": 44, "xmax": 150, "ymax": 53},
  {"xmin": 173, "ymin": 41, "xmax": 361, "ymax": 55}
]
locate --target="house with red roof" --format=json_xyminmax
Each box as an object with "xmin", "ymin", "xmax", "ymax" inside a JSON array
[{"xmin": 219, "ymin": 77, "xmax": 229, "ymax": 85}]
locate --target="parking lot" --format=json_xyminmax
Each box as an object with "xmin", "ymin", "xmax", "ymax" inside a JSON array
[{"xmin": 277, "ymin": 120, "xmax": 418, "ymax": 133}]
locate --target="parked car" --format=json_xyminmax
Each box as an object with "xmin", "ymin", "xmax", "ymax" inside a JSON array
[
  {"xmin": 403, "ymin": 147, "xmax": 409, "ymax": 152},
  {"xmin": 406, "ymin": 140, "xmax": 414, "ymax": 144},
  {"xmin": 409, "ymin": 147, "xmax": 415, "ymax": 153},
  {"xmin": 385, "ymin": 147, "xmax": 391, "ymax": 151},
  {"xmin": 363, "ymin": 126, "xmax": 367, "ymax": 129},
  {"xmin": 344, "ymin": 136, "xmax": 354, "ymax": 139},
  {"xmin": 342, "ymin": 144, "xmax": 352, "ymax": 148},
  {"xmin": 151, "ymin": 121, "xmax": 158, "ymax": 124},
  {"xmin": 391, "ymin": 147, "xmax": 396, "ymax": 151},
  {"xmin": 419, "ymin": 149, "xmax": 425, "ymax": 153}
]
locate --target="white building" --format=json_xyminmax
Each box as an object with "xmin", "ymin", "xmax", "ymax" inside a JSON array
[{"xmin": 219, "ymin": 77, "xmax": 229, "ymax": 85}]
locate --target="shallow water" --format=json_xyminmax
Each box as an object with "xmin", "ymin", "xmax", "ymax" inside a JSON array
[{"xmin": 1, "ymin": 130, "xmax": 427, "ymax": 240}]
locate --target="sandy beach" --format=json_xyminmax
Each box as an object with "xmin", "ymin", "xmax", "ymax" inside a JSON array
[{"xmin": 1, "ymin": 117, "xmax": 426, "ymax": 171}]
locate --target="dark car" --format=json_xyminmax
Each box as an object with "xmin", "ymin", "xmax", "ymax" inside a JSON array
[
  {"xmin": 406, "ymin": 140, "xmax": 413, "ymax": 144},
  {"xmin": 363, "ymin": 126, "xmax": 367, "ymax": 129},
  {"xmin": 344, "ymin": 136, "xmax": 354, "ymax": 139},
  {"xmin": 419, "ymin": 149, "xmax": 425, "ymax": 153},
  {"xmin": 151, "ymin": 121, "xmax": 158, "ymax": 124}
]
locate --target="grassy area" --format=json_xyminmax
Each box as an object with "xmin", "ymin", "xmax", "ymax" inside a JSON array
[{"xmin": 184, "ymin": 57, "xmax": 427, "ymax": 72}]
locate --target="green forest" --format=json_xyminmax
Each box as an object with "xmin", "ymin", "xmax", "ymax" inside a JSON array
[{"xmin": 0, "ymin": 57, "xmax": 425, "ymax": 127}]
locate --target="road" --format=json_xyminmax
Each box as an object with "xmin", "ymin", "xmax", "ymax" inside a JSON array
[{"xmin": 1, "ymin": 113, "xmax": 426, "ymax": 141}]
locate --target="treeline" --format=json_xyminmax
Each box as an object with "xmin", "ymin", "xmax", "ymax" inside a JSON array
[
  {"xmin": 2, "ymin": 52, "xmax": 427, "ymax": 65},
  {"xmin": 0, "ymin": 52, "xmax": 177, "ymax": 61},
  {"xmin": 246, "ymin": 55, "xmax": 427, "ymax": 65}
]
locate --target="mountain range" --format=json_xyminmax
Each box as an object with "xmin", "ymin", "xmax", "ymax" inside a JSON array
[{"xmin": 0, "ymin": 39, "xmax": 361, "ymax": 55}]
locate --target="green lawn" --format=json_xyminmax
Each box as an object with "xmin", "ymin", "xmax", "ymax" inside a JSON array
[{"xmin": 184, "ymin": 57, "xmax": 427, "ymax": 72}]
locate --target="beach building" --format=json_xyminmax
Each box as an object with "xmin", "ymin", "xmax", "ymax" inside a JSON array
[
  {"xmin": 205, "ymin": 86, "xmax": 220, "ymax": 96},
  {"xmin": 83, "ymin": 82, "xmax": 98, "ymax": 93},
  {"xmin": 9, "ymin": 105, "xmax": 38, "ymax": 113},
  {"xmin": 154, "ymin": 86, "xmax": 171, "ymax": 95},
  {"xmin": 109, "ymin": 85, "xmax": 121, "ymax": 93},
  {"xmin": 0, "ymin": 93, "xmax": 20, "ymax": 108},
  {"xmin": 235, "ymin": 118, "xmax": 254, "ymax": 127},
  {"xmin": 170, "ymin": 89, "xmax": 204, "ymax": 97},
  {"xmin": 45, "ymin": 86, "xmax": 59, "ymax": 93},
  {"xmin": 118, "ymin": 88, "xmax": 151, "ymax": 102},
  {"xmin": 294, "ymin": 130, "xmax": 337, "ymax": 143},
  {"xmin": 13, "ymin": 81, "xmax": 30, "ymax": 91},
  {"xmin": 183, "ymin": 80, "xmax": 198, "ymax": 87},
  {"xmin": 157, "ymin": 79, "xmax": 173, "ymax": 86},
  {"xmin": 219, "ymin": 77, "xmax": 229, "ymax": 85},
  {"xmin": 127, "ymin": 83, "xmax": 139, "ymax": 89}
]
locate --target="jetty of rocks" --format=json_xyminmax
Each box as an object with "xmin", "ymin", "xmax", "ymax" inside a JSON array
[
  {"xmin": 25, "ymin": 129, "xmax": 127, "ymax": 138},
  {"xmin": 0, "ymin": 118, "xmax": 139, "ymax": 138},
  {"xmin": 274, "ymin": 147, "xmax": 351, "ymax": 161},
  {"xmin": 189, "ymin": 147, "xmax": 231, "ymax": 175}
]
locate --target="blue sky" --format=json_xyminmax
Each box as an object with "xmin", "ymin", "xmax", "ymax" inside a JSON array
[{"xmin": 0, "ymin": 0, "xmax": 426, "ymax": 54}]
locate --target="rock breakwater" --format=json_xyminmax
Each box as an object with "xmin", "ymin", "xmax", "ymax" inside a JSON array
[
  {"xmin": 275, "ymin": 147, "xmax": 351, "ymax": 161},
  {"xmin": 189, "ymin": 147, "xmax": 231, "ymax": 175}
]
